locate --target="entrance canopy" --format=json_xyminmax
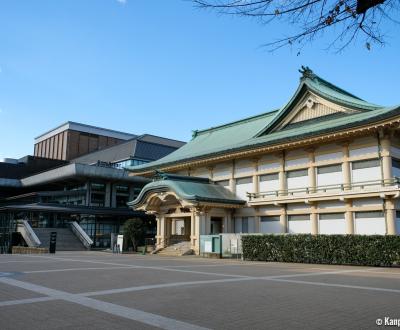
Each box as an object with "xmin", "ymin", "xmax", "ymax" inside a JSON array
[{"xmin": 128, "ymin": 172, "xmax": 245, "ymax": 212}]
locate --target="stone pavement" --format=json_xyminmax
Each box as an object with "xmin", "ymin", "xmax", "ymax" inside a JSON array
[{"xmin": 0, "ymin": 251, "xmax": 399, "ymax": 329}]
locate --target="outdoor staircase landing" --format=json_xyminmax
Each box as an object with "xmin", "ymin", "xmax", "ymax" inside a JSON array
[{"xmin": 156, "ymin": 241, "xmax": 193, "ymax": 256}]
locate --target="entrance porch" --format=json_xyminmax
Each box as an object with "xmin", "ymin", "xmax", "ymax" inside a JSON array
[{"xmin": 128, "ymin": 173, "xmax": 245, "ymax": 254}]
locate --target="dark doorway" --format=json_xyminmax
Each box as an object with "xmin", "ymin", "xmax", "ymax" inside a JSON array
[{"xmin": 210, "ymin": 217, "xmax": 223, "ymax": 234}]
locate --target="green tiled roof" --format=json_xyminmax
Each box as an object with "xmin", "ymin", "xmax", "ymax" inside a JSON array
[
  {"xmin": 128, "ymin": 173, "xmax": 245, "ymax": 207},
  {"xmin": 127, "ymin": 68, "xmax": 399, "ymax": 173}
]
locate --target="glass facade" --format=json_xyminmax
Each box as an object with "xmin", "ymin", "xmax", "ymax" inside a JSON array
[
  {"xmin": 113, "ymin": 158, "xmax": 149, "ymax": 169},
  {"xmin": 90, "ymin": 183, "xmax": 106, "ymax": 207}
]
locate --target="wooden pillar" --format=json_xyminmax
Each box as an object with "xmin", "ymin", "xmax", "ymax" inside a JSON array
[
  {"xmin": 252, "ymin": 158, "xmax": 259, "ymax": 195},
  {"xmin": 345, "ymin": 200, "xmax": 354, "ymax": 234},
  {"xmin": 278, "ymin": 152, "xmax": 286, "ymax": 195},
  {"xmin": 229, "ymin": 160, "xmax": 236, "ymax": 193},
  {"xmin": 385, "ymin": 199, "xmax": 397, "ymax": 235},
  {"xmin": 158, "ymin": 214, "xmax": 167, "ymax": 248},
  {"xmin": 342, "ymin": 142, "xmax": 351, "ymax": 190},
  {"xmin": 280, "ymin": 205, "xmax": 287, "ymax": 233},
  {"xmin": 307, "ymin": 149, "xmax": 316, "ymax": 193},
  {"xmin": 310, "ymin": 203, "xmax": 318, "ymax": 234},
  {"xmin": 380, "ymin": 132, "xmax": 393, "ymax": 184}
]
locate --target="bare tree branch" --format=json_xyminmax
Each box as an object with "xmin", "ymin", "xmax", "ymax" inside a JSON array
[{"xmin": 191, "ymin": 0, "xmax": 399, "ymax": 51}]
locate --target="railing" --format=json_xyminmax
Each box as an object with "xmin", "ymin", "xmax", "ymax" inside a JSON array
[
  {"xmin": 17, "ymin": 220, "xmax": 41, "ymax": 247},
  {"xmin": 70, "ymin": 221, "xmax": 93, "ymax": 249},
  {"xmin": 248, "ymin": 177, "xmax": 400, "ymax": 200}
]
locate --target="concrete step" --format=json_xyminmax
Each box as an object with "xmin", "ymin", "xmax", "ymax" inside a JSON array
[
  {"xmin": 155, "ymin": 241, "xmax": 193, "ymax": 256},
  {"xmin": 33, "ymin": 228, "xmax": 87, "ymax": 251}
]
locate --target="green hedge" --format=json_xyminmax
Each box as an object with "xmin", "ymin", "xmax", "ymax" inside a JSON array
[{"xmin": 242, "ymin": 234, "xmax": 400, "ymax": 267}]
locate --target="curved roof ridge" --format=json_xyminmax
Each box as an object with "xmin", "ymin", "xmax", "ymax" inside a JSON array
[{"xmin": 307, "ymin": 74, "xmax": 363, "ymax": 101}]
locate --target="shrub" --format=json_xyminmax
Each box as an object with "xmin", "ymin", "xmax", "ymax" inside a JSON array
[
  {"xmin": 123, "ymin": 218, "xmax": 145, "ymax": 252},
  {"xmin": 242, "ymin": 234, "xmax": 400, "ymax": 267}
]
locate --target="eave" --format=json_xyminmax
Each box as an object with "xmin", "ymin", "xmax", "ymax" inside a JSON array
[{"xmin": 129, "ymin": 111, "xmax": 400, "ymax": 177}]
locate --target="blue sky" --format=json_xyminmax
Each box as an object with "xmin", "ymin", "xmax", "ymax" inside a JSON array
[{"xmin": 0, "ymin": 0, "xmax": 399, "ymax": 159}]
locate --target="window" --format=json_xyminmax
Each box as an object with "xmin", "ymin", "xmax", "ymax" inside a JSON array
[
  {"xmin": 113, "ymin": 159, "xmax": 149, "ymax": 169},
  {"xmin": 319, "ymin": 213, "xmax": 346, "ymax": 235},
  {"xmin": 235, "ymin": 177, "xmax": 253, "ymax": 199},
  {"xmin": 352, "ymin": 159, "xmax": 380, "ymax": 170},
  {"xmin": 287, "ymin": 170, "xmax": 308, "ymax": 193},
  {"xmin": 288, "ymin": 215, "xmax": 309, "ymax": 221},
  {"xmin": 317, "ymin": 164, "xmax": 342, "ymax": 174},
  {"xmin": 242, "ymin": 217, "xmax": 249, "ymax": 233},
  {"xmin": 354, "ymin": 211, "xmax": 384, "ymax": 219},
  {"xmin": 259, "ymin": 173, "xmax": 279, "ymax": 182},
  {"xmin": 288, "ymin": 214, "xmax": 311, "ymax": 234},
  {"xmin": 392, "ymin": 159, "xmax": 400, "ymax": 169},
  {"xmin": 351, "ymin": 159, "xmax": 381, "ymax": 183},
  {"xmin": 287, "ymin": 169, "xmax": 308, "ymax": 178},
  {"xmin": 91, "ymin": 183, "xmax": 105, "ymax": 192},
  {"xmin": 317, "ymin": 164, "xmax": 343, "ymax": 187},
  {"xmin": 90, "ymin": 183, "xmax": 105, "ymax": 207},
  {"xmin": 116, "ymin": 185, "xmax": 130, "ymax": 208},
  {"xmin": 260, "ymin": 216, "xmax": 281, "ymax": 234},
  {"xmin": 354, "ymin": 211, "xmax": 385, "ymax": 235},
  {"xmin": 259, "ymin": 173, "xmax": 280, "ymax": 192},
  {"xmin": 236, "ymin": 177, "xmax": 252, "ymax": 185}
]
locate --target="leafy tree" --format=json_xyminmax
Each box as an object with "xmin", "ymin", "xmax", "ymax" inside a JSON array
[
  {"xmin": 123, "ymin": 218, "xmax": 145, "ymax": 252},
  {"xmin": 193, "ymin": 0, "xmax": 399, "ymax": 51}
]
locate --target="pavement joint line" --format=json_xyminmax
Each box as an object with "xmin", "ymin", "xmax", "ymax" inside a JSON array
[
  {"xmin": 267, "ymin": 278, "xmax": 400, "ymax": 294},
  {"xmin": 23, "ymin": 266, "xmax": 138, "ymax": 274},
  {"xmin": 0, "ymin": 277, "xmax": 209, "ymax": 330},
  {"xmin": 81, "ymin": 277, "xmax": 256, "ymax": 297},
  {"xmin": 262, "ymin": 268, "xmax": 377, "ymax": 279},
  {"xmin": 0, "ymin": 296, "xmax": 56, "ymax": 307},
  {"xmin": 0, "ymin": 260, "xmax": 55, "ymax": 264}
]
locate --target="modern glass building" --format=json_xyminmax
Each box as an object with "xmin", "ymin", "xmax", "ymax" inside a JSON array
[{"xmin": 0, "ymin": 123, "xmax": 185, "ymax": 252}]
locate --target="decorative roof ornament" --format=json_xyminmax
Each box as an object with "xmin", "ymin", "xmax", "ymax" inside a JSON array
[
  {"xmin": 192, "ymin": 130, "xmax": 199, "ymax": 139},
  {"xmin": 154, "ymin": 170, "xmax": 168, "ymax": 181},
  {"xmin": 299, "ymin": 66, "xmax": 316, "ymax": 80}
]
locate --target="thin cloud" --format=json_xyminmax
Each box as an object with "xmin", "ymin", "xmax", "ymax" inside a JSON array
[{"xmin": 116, "ymin": 0, "xmax": 127, "ymax": 4}]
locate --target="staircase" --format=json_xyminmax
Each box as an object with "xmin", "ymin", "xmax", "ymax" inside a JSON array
[
  {"xmin": 33, "ymin": 228, "xmax": 87, "ymax": 251},
  {"xmin": 156, "ymin": 241, "xmax": 193, "ymax": 256}
]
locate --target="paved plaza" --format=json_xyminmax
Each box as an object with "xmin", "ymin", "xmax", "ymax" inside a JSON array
[{"xmin": 0, "ymin": 252, "xmax": 399, "ymax": 329}]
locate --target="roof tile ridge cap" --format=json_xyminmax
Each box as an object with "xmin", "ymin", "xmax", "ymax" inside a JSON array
[
  {"xmin": 194, "ymin": 110, "xmax": 279, "ymax": 136},
  {"xmin": 306, "ymin": 82, "xmax": 383, "ymax": 110},
  {"xmin": 306, "ymin": 74, "xmax": 368, "ymax": 102}
]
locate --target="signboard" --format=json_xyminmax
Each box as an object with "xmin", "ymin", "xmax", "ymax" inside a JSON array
[
  {"xmin": 49, "ymin": 232, "xmax": 57, "ymax": 254},
  {"xmin": 117, "ymin": 235, "xmax": 124, "ymax": 253},
  {"xmin": 204, "ymin": 241, "xmax": 212, "ymax": 253}
]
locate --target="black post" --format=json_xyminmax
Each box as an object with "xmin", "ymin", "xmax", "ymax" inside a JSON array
[{"xmin": 49, "ymin": 232, "xmax": 57, "ymax": 254}]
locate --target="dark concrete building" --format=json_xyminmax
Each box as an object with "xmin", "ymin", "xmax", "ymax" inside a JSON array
[{"xmin": 0, "ymin": 122, "xmax": 185, "ymax": 253}]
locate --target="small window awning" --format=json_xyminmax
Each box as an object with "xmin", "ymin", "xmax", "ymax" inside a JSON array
[{"xmin": 128, "ymin": 172, "xmax": 246, "ymax": 210}]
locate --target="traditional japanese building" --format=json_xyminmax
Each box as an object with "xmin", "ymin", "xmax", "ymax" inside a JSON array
[{"xmin": 128, "ymin": 67, "xmax": 400, "ymax": 255}]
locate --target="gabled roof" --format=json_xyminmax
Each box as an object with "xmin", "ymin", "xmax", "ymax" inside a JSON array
[
  {"xmin": 128, "ymin": 173, "xmax": 245, "ymax": 208},
  {"xmin": 257, "ymin": 66, "xmax": 383, "ymax": 136},
  {"xmin": 127, "ymin": 67, "xmax": 399, "ymax": 174}
]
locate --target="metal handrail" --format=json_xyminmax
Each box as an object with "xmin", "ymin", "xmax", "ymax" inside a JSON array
[
  {"xmin": 17, "ymin": 220, "xmax": 41, "ymax": 247},
  {"xmin": 248, "ymin": 177, "xmax": 400, "ymax": 200},
  {"xmin": 70, "ymin": 222, "xmax": 93, "ymax": 249}
]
